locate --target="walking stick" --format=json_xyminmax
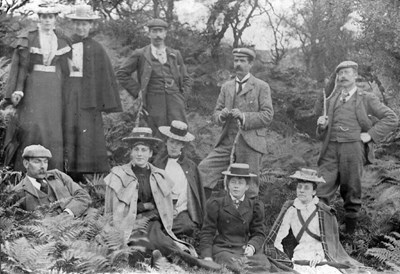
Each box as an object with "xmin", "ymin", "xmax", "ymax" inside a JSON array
[
  {"xmin": 134, "ymin": 89, "xmax": 147, "ymax": 128},
  {"xmin": 223, "ymin": 118, "xmax": 242, "ymax": 190}
]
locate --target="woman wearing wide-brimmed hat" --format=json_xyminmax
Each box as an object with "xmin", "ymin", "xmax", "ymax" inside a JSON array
[
  {"xmin": 3, "ymin": 1, "xmax": 71, "ymax": 171},
  {"xmin": 153, "ymin": 120, "xmax": 206, "ymax": 239},
  {"xmin": 63, "ymin": 4, "xmax": 122, "ymax": 180},
  {"xmin": 264, "ymin": 168, "xmax": 364, "ymax": 274}
]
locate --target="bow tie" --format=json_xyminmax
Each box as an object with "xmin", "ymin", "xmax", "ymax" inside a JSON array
[
  {"xmin": 340, "ymin": 90, "xmax": 350, "ymax": 103},
  {"xmin": 233, "ymin": 199, "xmax": 242, "ymax": 208}
]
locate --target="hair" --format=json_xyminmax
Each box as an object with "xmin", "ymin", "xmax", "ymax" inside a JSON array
[
  {"xmin": 227, "ymin": 175, "xmax": 250, "ymax": 185},
  {"xmin": 132, "ymin": 142, "xmax": 153, "ymax": 151},
  {"xmin": 295, "ymin": 179, "xmax": 318, "ymax": 190}
]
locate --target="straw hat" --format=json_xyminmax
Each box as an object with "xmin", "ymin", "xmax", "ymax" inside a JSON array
[
  {"xmin": 159, "ymin": 120, "xmax": 195, "ymax": 142},
  {"xmin": 222, "ymin": 163, "xmax": 257, "ymax": 178},
  {"xmin": 37, "ymin": 2, "xmax": 61, "ymax": 14},
  {"xmin": 289, "ymin": 168, "xmax": 326, "ymax": 184},
  {"xmin": 122, "ymin": 127, "xmax": 162, "ymax": 146},
  {"xmin": 66, "ymin": 4, "xmax": 100, "ymax": 20}
]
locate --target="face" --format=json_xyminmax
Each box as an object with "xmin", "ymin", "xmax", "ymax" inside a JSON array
[
  {"xmin": 73, "ymin": 20, "xmax": 93, "ymax": 38},
  {"xmin": 296, "ymin": 182, "xmax": 316, "ymax": 204},
  {"xmin": 166, "ymin": 138, "xmax": 185, "ymax": 158},
  {"xmin": 23, "ymin": 157, "xmax": 48, "ymax": 179},
  {"xmin": 130, "ymin": 144, "xmax": 153, "ymax": 167},
  {"xmin": 228, "ymin": 176, "xmax": 249, "ymax": 199},
  {"xmin": 149, "ymin": 27, "xmax": 167, "ymax": 46},
  {"xmin": 38, "ymin": 14, "xmax": 57, "ymax": 31},
  {"xmin": 234, "ymin": 56, "xmax": 253, "ymax": 79},
  {"xmin": 337, "ymin": 68, "xmax": 357, "ymax": 89}
]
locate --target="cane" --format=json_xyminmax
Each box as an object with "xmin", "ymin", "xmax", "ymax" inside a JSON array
[
  {"xmin": 223, "ymin": 119, "xmax": 242, "ymax": 190},
  {"xmin": 134, "ymin": 89, "xmax": 148, "ymax": 128}
]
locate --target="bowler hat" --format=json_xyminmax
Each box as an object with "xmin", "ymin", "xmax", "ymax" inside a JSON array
[
  {"xmin": 335, "ymin": 61, "xmax": 358, "ymax": 73},
  {"xmin": 147, "ymin": 18, "xmax": 168, "ymax": 29},
  {"xmin": 159, "ymin": 120, "xmax": 195, "ymax": 142},
  {"xmin": 22, "ymin": 145, "xmax": 52, "ymax": 159},
  {"xmin": 289, "ymin": 168, "xmax": 326, "ymax": 184},
  {"xmin": 232, "ymin": 48, "xmax": 256, "ymax": 60},
  {"xmin": 122, "ymin": 127, "xmax": 162, "ymax": 147},
  {"xmin": 222, "ymin": 163, "xmax": 257, "ymax": 178},
  {"xmin": 66, "ymin": 4, "xmax": 100, "ymax": 20}
]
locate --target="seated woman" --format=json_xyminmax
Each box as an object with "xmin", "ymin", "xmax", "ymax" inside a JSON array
[
  {"xmin": 199, "ymin": 163, "xmax": 272, "ymax": 273},
  {"xmin": 265, "ymin": 168, "xmax": 364, "ymax": 274}
]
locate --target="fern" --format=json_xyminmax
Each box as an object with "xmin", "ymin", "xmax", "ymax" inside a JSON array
[{"xmin": 366, "ymin": 232, "xmax": 400, "ymax": 271}]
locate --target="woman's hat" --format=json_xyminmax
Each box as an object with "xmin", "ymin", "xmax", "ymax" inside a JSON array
[
  {"xmin": 66, "ymin": 4, "xmax": 100, "ymax": 20},
  {"xmin": 159, "ymin": 120, "xmax": 195, "ymax": 142},
  {"xmin": 37, "ymin": 2, "xmax": 61, "ymax": 14},
  {"xmin": 122, "ymin": 127, "xmax": 163, "ymax": 146},
  {"xmin": 222, "ymin": 163, "xmax": 257, "ymax": 178},
  {"xmin": 289, "ymin": 168, "xmax": 326, "ymax": 184}
]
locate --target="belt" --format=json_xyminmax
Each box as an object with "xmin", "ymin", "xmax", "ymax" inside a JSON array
[{"xmin": 33, "ymin": 64, "xmax": 56, "ymax": 72}]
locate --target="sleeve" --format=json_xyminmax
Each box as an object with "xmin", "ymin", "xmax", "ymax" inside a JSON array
[
  {"xmin": 5, "ymin": 47, "xmax": 30, "ymax": 99},
  {"xmin": 104, "ymin": 173, "xmax": 114, "ymax": 215},
  {"xmin": 242, "ymin": 81, "xmax": 274, "ymax": 130},
  {"xmin": 274, "ymin": 207, "xmax": 294, "ymax": 252},
  {"xmin": 115, "ymin": 52, "xmax": 140, "ymax": 98},
  {"xmin": 365, "ymin": 93, "xmax": 399, "ymax": 143},
  {"xmin": 247, "ymin": 200, "xmax": 266, "ymax": 253},
  {"xmin": 199, "ymin": 198, "xmax": 220, "ymax": 258},
  {"xmin": 177, "ymin": 50, "xmax": 192, "ymax": 94},
  {"xmin": 58, "ymin": 171, "xmax": 92, "ymax": 217},
  {"xmin": 213, "ymin": 86, "xmax": 227, "ymax": 125}
]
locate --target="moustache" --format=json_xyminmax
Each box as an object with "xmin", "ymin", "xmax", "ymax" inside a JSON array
[{"xmin": 235, "ymin": 66, "xmax": 243, "ymax": 71}]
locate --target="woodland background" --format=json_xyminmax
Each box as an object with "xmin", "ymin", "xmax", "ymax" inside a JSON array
[{"xmin": 1, "ymin": 0, "xmax": 400, "ymax": 273}]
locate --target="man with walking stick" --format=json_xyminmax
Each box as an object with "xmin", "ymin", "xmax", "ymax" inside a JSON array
[{"xmin": 198, "ymin": 48, "xmax": 274, "ymax": 199}]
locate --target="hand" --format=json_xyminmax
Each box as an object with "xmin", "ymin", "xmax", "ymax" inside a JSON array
[
  {"xmin": 203, "ymin": 257, "xmax": 213, "ymax": 261},
  {"xmin": 231, "ymin": 108, "xmax": 243, "ymax": 122},
  {"xmin": 143, "ymin": 202, "xmax": 155, "ymax": 211},
  {"xmin": 11, "ymin": 91, "xmax": 23, "ymax": 106},
  {"xmin": 310, "ymin": 253, "xmax": 323, "ymax": 268},
  {"xmin": 219, "ymin": 108, "xmax": 231, "ymax": 120},
  {"xmin": 360, "ymin": 132, "xmax": 372, "ymax": 143},
  {"xmin": 244, "ymin": 245, "xmax": 255, "ymax": 256},
  {"xmin": 317, "ymin": 115, "xmax": 328, "ymax": 128}
]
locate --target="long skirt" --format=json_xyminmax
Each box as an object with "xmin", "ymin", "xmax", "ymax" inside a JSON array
[{"xmin": 63, "ymin": 77, "xmax": 110, "ymax": 174}]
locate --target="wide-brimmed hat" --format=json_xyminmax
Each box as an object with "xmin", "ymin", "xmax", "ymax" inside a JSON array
[
  {"xmin": 222, "ymin": 163, "xmax": 257, "ymax": 178},
  {"xmin": 335, "ymin": 60, "xmax": 358, "ymax": 73},
  {"xmin": 22, "ymin": 145, "xmax": 52, "ymax": 159},
  {"xmin": 289, "ymin": 168, "xmax": 326, "ymax": 184},
  {"xmin": 159, "ymin": 120, "xmax": 195, "ymax": 142},
  {"xmin": 122, "ymin": 127, "xmax": 162, "ymax": 146},
  {"xmin": 66, "ymin": 4, "xmax": 100, "ymax": 20},
  {"xmin": 37, "ymin": 2, "xmax": 61, "ymax": 14}
]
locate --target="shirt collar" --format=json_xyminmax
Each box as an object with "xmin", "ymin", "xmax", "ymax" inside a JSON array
[
  {"xmin": 344, "ymin": 86, "xmax": 357, "ymax": 98},
  {"xmin": 151, "ymin": 44, "xmax": 166, "ymax": 54},
  {"xmin": 293, "ymin": 196, "xmax": 319, "ymax": 210},
  {"xmin": 27, "ymin": 175, "xmax": 41, "ymax": 190},
  {"xmin": 230, "ymin": 193, "xmax": 245, "ymax": 202},
  {"xmin": 236, "ymin": 73, "xmax": 251, "ymax": 83}
]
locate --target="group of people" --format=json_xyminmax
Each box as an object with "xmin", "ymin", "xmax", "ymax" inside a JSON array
[{"xmin": 4, "ymin": 1, "xmax": 399, "ymax": 274}]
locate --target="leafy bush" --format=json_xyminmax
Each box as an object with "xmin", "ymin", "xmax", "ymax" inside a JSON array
[{"xmin": 366, "ymin": 232, "xmax": 400, "ymax": 272}]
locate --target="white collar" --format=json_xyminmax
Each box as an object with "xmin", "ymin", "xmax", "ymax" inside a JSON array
[
  {"xmin": 343, "ymin": 86, "xmax": 357, "ymax": 97},
  {"xmin": 236, "ymin": 73, "xmax": 251, "ymax": 83},
  {"xmin": 230, "ymin": 193, "xmax": 245, "ymax": 202},
  {"xmin": 151, "ymin": 44, "xmax": 166, "ymax": 53},
  {"xmin": 293, "ymin": 196, "xmax": 319, "ymax": 210},
  {"xmin": 27, "ymin": 175, "xmax": 41, "ymax": 190}
]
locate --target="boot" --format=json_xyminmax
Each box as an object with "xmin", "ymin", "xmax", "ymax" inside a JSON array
[{"xmin": 344, "ymin": 217, "xmax": 357, "ymax": 234}]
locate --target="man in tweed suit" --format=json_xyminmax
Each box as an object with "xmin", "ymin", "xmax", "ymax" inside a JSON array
[
  {"xmin": 316, "ymin": 60, "xmax": 398, "ymax": 234},
  {"xmin": 198, "ymin": 48, "xmax": 274, "ymax": 199}
]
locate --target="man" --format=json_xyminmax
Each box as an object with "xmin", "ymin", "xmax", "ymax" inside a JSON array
[
  {"xmin": 116, "ymin": 19, "xmax": 191, "ymax": 137},
  {"xmin": 63, "ymin": 4, "xmax": 122, "ymax": 181},
  {"xmin": 104, "ymin": 127, "xmax": 220, "ymax": 271},
  {"xmin": 153, "ymin": 120, "xmax": 206, "ymax": 239},
  {"xmin": 13, "ymin": 145, "xmax": 91, "ymax": 217},
  {"xmin": 316, "ymin": 61, "xmax": 398, "ymax": 234},
  {"xmin": 198, "ymin": 48, "xmax": 274, "ymax": 199}
]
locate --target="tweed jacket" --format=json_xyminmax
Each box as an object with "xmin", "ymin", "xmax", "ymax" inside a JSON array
[
  {"xmin": 153, "ymin": 152, "xmax": 206, "ymax": 227},
  {"xmin": 214, "ymin": 74, "xmax": 274, "ymax": 154},
  {"xmin": 199, "ymin": 193, "xmax": 265, "ymax": 258},
  {"xmin": 116, "ymin": 45, "xmax": 191, "ymax": 107},
  {"xmin": 317, "ymin": 88, "xmax": 398, "ymax": 164},
  {"xmin": 13, "ymin": 169, "xmax": 91, "ymax": 217}
]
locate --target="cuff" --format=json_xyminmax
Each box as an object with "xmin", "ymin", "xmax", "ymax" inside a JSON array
[
  {"xmin": 64, "ymin": 208, "xmax": 74, "ymax": 217},
  {"xmin": 13, "ymin": 91, "xmax": 24, "ymax": 97},
  {"xmin": 247, "ymin": 244, "xmax": 255, "ymax": 254}
]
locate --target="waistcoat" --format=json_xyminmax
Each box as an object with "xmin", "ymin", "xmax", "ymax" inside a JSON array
[{"xmin": 147, "ymin": 54, "xmax": 180, "ymax": 94}]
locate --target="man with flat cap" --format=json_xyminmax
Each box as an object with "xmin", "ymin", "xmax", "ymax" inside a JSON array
[
  {"xmin": 198, "ymin": 48, "xmax": 274, "ymax": 199},
  {"xmin": 116, "ymin": 18, "xmax": 191, "ymax": 137},
  {"xmin": 13, "ymin": 145, "xmax": 91, "ymax": 217},
  {"xmin": 316, "ymin": 60, "xmax": 398, "ymax": 234}
]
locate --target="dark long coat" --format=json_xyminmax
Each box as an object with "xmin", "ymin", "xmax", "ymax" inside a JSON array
[
  {"xmin": 199, "ymin": 193, "xmax": 265, "ymax": 258},
  {"xmin": 153, "ymin": 152, "xmax": 206, "ymax": 227},
  {"xmin": 13, "ymin": 169, "xmax": 91, "ymax": 217}
]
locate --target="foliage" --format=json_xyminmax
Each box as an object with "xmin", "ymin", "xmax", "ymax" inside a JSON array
[{"xmin": 366, "ymin": 232, "xmax": 400, "ymax": 271}]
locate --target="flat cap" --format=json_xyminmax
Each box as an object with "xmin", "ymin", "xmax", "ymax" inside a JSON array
[
  {"xmin": 147, "ymin": 18, "xmax": 168, "ymax": 29},
  {"xmin": 335, "ymin": 61, "xmax": 358, "ymax": 73},
  {"xmin": 22, "ymin": 145, "xmax": 52, "ymax": 158},
  {"xmin": 232, "ymin": 48, "xmax": 256, "ymax": 60}
]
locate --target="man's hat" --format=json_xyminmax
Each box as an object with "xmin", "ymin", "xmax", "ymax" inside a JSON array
[
  {"xmin": 37, "ymin": 1, "xmax": 61, "ymax": 14},
  {"xmin": 159, "ymin": 120, "xmax": 195, "ymax": 142},
  {"xmin": 232, "ymin": 48, "xmax": 256, "ymax": 60},
  {"xmin": 147, "ymin": 18, "xmax": 168, "ymax": 29},
  {"xmin": 222, "ymin": 163, "xmax": 257, "ymax": 178},
  {"xmin": 289, "ymin": 168, "xmax": 326, "ymax": 184},
  {"xmin": 122, "ymin": 127, "xmax": 163, "ymax": 146},
  {"xmin": 335, "ymin": 61, "xmax": 358, "ymax": 73},
  {"xmin": 66, "ymin": 4, "xmax": 100, "ymax": 20},
  {"xmin": 22, "ymin": 145, "xmax": 52, "ymax": 159}
]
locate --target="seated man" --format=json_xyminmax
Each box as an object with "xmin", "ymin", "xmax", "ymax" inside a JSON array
[
  {"xmin": 13, "ymin": 145, "xmax": 91, "ymax": 217},
  {"xmin": 199, "ymin": 163, "xmax": 272, "ymax": 273},
  {"xmin": 265, "ymin": 168, "xmax": 364, "ymax": 274},
  {"xmin": 153, "ymin": 120, "xmax": 206, "ymax": 239},
  {"xmin": 104, "ymin": 127, "xmax": 220, "ymax": 271}
]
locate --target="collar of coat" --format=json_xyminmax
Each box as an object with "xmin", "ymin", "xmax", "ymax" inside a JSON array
[
  {"xmin": 143, "ymin": 44, "xmax": 177, "ymax": 63},
  {"xmin": 226, "ymin": 74, "xmax": 256, "ymax": 97},
  {"xmin": 222, "ymin": 193, "xmax": 251, "ymax": 219},
  {"xmin": 14, "ymin": 170, "xmax": 59, "ymax": 198}
]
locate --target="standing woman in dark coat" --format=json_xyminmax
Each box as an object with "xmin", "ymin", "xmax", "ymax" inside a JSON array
[
  {"xmin": 3, "ymin": 3, "xmax": 71, "ymax": 171},
  {"xmin": 64, "ymin": 4, "xmax": 122, "ymax": 180}
]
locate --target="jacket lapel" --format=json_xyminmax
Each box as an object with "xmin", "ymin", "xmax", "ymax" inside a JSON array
[
  {"xmin": 223, "ymin": 195, "xmax": 242, "ymax": 219},
  {"xmin": 225, "ymin": 80, "xmax": 236, "ymax": 110},
  {"xmin": 21, "ymin": 177, "xmax": 47, "ymax": 198},
  {"xmin": 143, "ymin": 45, "xmax": 153, "ymax": 64},
  {"xmin": 237, "ymin": 75, "xmax": 255, "ymax": 97},
  {"xmin": 237, "ymin": 196, "xmax": 250, "ymax": 216}
]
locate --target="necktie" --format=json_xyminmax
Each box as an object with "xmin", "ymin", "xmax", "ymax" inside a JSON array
[
  {"xmin": 341, "ymin": 90, "xmax": 349, "ymax": 103},
  {"xmin": 236, "ymin": 79, "xmax": 248, "ymax": 94},
  {"xmin": 37, "ymin": 178, "xmax": 48, "ymax": 194},
  {"xmin": 233, "ymin": 199, "xmax": 241, "ymax": 209}
]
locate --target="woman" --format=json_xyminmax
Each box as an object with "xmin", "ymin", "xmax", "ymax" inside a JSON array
[
  {"xmin": 64, "ymin": 4, "xmax": 122, "ymax": 180},
  {"xmin": 4, "ymin": 3, "xmax": 70, "ymax": 171},
  {"xmin": 266, "ymin": 168, "xmax": 363, "ymax": 274}
]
